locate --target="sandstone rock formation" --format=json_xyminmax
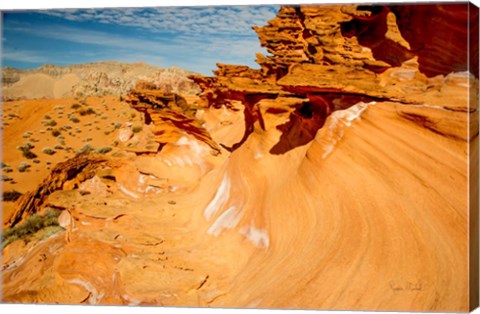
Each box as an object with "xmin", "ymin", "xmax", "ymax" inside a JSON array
[
  {"xmin": 2, "ymin": 62, "xmax": 200, "ymax": 100},
  {"xmin": 2, "ymin": 3, "xmax": 478, "ymax": 312},
  {"xmin": 126, "ymin": 83, "xmax": 221, "ymax": 153},
  {"xmin": 6, "ymin": 153, "xmax": 122, "ymax": 227}
]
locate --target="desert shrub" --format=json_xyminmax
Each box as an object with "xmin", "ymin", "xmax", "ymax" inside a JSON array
[
  {"xmin": 96, "ymin": 146, "xmax": 112, "ymax": 154},
  {"xmin": 33, "ymin": 159, "xmax": 41, "ymax": 164},
  {"xmin": 51, "ymin": 129, "xmax": 61, "ymax": 137},
  {"xmin": 45, "ymin": 120, "xmax": 57, "ymax": 127},
  {"xmin": 19, "ymin": 142, "xmax": 34, "ymax": 150},
  {"xmin": 22, "ymin": 132, "xmax": 32, "ymax": 138},
  {"xmin": 3, "ymin": 166, "xmax": 13, "ymax": 173},
  {"xmin": 104, "ymin": 131, "xmax": 111, "ymax": 135},
  {"xmin": 18, "ymin": 162, "xmax": 31, "ymax": 172},
  {"xmin": 0, "ymin": 162, "xmax": 8, "ymax": 168},
  {"xmin": 70, "ymin": 117, "xmax": 80, "ymax": 123},
  {"xmin": 3, "ymin": 190, "xmax": 22, "ymax": 202},
  {"xmin": 2, "ymin": 175, "xmax": 13, "ymax": 181},
  {"xmin": 1, "ymin": 208, "xmax": 64, "ymax": 249},
  {"xmin": 76, "ymin": 144, "xmax": 93, "ymax": 154},
  {"xmin": 78, "ymin": 107, "xmax": 96, "ymax": 116},
  {"xmin": 43, "ymin": 115, "xmax": 51, "ymax": 120},
  {"xmin": 15, "ymin": 146, "xmax": 36, "ymax": 158},
  {"xmin": 132, "ymin": 125, "xmax": 143, "ymax": 133},
  {"xmin": 42, "ymin": 147, "xmax": 56, "ymax": 155},
  {"xmin": 23, "ymin": 150, "xmax": 37, "ymax": 159},
  {"xmin": 71, "ymin": 103, "xmax": 82, "ymax": 110},
  {"xmin": 54, "ymin": 145, "xmax": 64, "ymax": 150},
  {"xmin": 114, "ymin": 122, "xmax": 122, "ymax": 129}
]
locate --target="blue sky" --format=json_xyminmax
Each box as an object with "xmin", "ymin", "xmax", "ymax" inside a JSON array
[{"xmin": 1, "ymin": 5, "xmax": 279, "ymax": 74}]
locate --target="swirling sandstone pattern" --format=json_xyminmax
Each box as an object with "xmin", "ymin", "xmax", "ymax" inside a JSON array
[{"xmin": 2, "ymin": 3, "xmax": 479, "ymax": 312}]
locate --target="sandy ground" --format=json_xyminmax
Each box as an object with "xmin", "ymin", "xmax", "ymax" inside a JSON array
[{"xmin": 1, "ymin": 96, "xmax": 145, "ymax": 224}]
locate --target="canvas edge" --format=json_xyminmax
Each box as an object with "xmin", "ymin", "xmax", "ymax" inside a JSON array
[{"xmin": 469, "ymin": 1, "xmax": 480, "ymax": 312}]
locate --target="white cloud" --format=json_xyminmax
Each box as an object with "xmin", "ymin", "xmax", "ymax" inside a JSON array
[
  {"xmin": 2, "ymin": 48, "xmax": 48, "ymax": 63},
  {"xmin": 38, "ymin": 5, "xmax": 279, "ymax": 36}
]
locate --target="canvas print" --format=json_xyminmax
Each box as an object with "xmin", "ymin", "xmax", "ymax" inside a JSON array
[{"xmin": 1, "ymin": 2, "xmax": 479, "ymax": 312}]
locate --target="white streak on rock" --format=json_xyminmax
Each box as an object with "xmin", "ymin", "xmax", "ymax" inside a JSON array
[
  {"xmin": 204, "ymin": 173, "xmax": 231, "ymax": 220},
  {"xmin": 207, "ymin": 206, "xmax": 242, "ymax": 236},
  {"xmin": 67, "ymin": 278, "xmax": 101, "ymax": 304},
  {"xmin": 118, "ymin": 185, "xmax": 140, "ymax": 199},
  {"xmin": 322, "ymin": 101, "xmax": 376, "ymax": 159},
  {"xmin": 122, "ymin": 294, "xmax": 142, "ymax": 306},
  {"xmin": 240, "ymin": 224, "xmax": 270, "ymax": 248}
]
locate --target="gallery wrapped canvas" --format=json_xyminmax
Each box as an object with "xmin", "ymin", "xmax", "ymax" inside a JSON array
[{"xmin": 1, "ymin": 1, "xmax": 479, "ymax": 312}]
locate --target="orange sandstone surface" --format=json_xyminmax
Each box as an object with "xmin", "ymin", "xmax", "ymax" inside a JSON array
[{"xmin": 2, "ymin": 3, "xmax": 479, "ymax": 312}]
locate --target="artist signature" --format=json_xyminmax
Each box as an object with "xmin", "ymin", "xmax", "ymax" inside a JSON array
[{"xmin": 389, "ymin": 280, "xmax": 424, "ymax": 292}]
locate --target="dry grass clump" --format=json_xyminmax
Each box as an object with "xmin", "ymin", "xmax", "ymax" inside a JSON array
[
  {"xmin": 1, "ymin": 209, "xmax": 64, "ymax": 249},
  {"xmin": 42, "ymin": 147, "xmax": 56, "ymax": 155}
]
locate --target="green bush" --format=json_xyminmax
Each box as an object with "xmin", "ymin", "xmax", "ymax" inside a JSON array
[
  {"xmin": 51, "ymin": 129, "xmax": 61, "ymax": 137},
  {"xmin": 1, "ymin": 209, "xmax": 64, "ymax": 249}
]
